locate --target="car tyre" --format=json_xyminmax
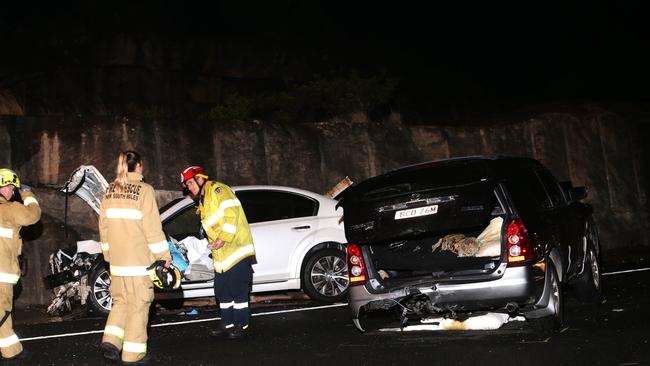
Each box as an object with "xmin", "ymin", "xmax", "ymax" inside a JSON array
[
  {"xmin": 576, "ymin": 226, "xmax": 602, "ymax": 302},
  {"xmin": 530, "ymin": 261, "xmax": 564, "ymax": 333},
  {"xmin": 87, "ymin": 261, "xmax": 112, "ymax": 317},
  {"xmin": 301, "ymin": 248, "xmax": 349, "ymax": 303}
]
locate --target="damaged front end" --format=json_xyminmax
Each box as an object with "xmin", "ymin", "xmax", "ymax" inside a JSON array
[
  {"xmin": 45, "ymin": 241, "xmax": 103, "ymax": 316},
  {"xmin": 45, "ymin": 165, "xmax": 108, "ymax": 317}
]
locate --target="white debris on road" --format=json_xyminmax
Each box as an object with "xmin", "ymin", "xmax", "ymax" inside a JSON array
[{"xmin": 380, "ymin": 312, "xmax": 526, "ymax": 332}]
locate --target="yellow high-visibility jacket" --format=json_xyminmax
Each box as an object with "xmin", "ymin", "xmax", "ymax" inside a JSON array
[
  {"xmin": 0, "ymin": 191, "xmax": 41, "ymax": 284},
  {"xmin": 198, "ymin": 181, "xmax": 255, "ymax": 272},
  {"xmin": 98, "ymin": 173, "xmax": 170, "ymax": 277}
]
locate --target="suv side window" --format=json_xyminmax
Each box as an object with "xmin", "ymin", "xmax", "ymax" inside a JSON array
[
  {"xmin": 535, "ymin": 168, "xmax": 566, "ymax": 207},
  {"xmin": 236, "ymin": 190, "xmax": 318, "ymax": 224},
  {"xmin": 503, "ymin": 167, "xmax": 553, "ymax": 211},
  {"xmin": 521, "ymin": 168, "xmax": 553, "ymax": 209}
]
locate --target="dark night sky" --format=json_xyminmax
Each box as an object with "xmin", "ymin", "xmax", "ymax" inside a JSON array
[{"xmin": 2, "ymin": 1, "xmax": 649, "ymax": 120}]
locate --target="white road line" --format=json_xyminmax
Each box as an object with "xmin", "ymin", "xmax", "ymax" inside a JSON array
[
  {"xmin": 602, "ymin": 267, "xmax": 650, "ymax": 276},
  {"xmin": 20, "ymin": 329, "xmax": 105, "ymax": 342},
  {"xmin": 17, "ymin": 266, "xmax": 650, "ymax": 343},
  {"xmin": 250, "ymin": 303, "xmax": 348, "ymax": 317},
  {"xmin": 18, "ymin": 303, "xmax": 348, "ymax": 342},
  {"xmin": 151, "ymin": 302, "xmax": 348, "ymax": 329}
]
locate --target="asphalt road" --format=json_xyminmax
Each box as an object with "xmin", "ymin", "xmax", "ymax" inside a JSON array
[{"xmin": 6, "ymin": 267, "xmax": 650, "ymax": 366}]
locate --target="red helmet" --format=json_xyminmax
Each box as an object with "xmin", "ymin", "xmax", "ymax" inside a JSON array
[{"xmin": 180, "ymin": 166, "xmax": 208, "ymax": 185}]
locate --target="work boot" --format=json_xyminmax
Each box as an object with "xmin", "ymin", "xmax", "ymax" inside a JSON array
[
  {"xmin": 100, "ymin": 342, "xmax": 120, "ymax": 361},
  {"xmin": 227, "ymin": 325, "xmax": 248, "ymax": 339},
  {"xmin": 122, "ymin": 354, "xmax": 153, "ymax": 365}
]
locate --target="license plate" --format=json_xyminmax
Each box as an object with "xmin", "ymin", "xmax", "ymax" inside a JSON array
[{"xmin": 394, "ymin": 205, "xmax": 438, "ymax": 220}]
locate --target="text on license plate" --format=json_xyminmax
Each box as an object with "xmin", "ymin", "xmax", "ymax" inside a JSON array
[{"xmin": 394, "ymin": 205, "xmax": 438, "ymax": 220}]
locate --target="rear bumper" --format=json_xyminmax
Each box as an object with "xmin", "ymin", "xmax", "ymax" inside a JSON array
[{"xmin": 349, "ymin": 265, "xmax": 544, "ymax": 319}]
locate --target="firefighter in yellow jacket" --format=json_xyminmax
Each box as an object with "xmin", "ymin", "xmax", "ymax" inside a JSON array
[
  {"xmin": 180, "ymin": 166, "xmax": 255, "ymax": 339},
  {"xmin": 0, "ymin": 168, "xmax": 40, "ymax": 361},
  {"xmin": 99, "ymin": 151, "xmax": 171, "ymax": 365}
]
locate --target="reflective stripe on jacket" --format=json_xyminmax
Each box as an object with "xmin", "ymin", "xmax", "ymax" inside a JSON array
[
  {"xmin": 0, "ymin": 191, "xmax": 41, "ymax": 283},
  {"xmin": 199, "ymin": 181, "xmax": 255, "ymax": 273},
  {"xmin": 98, "ymin": 172, "xmax": 170, "ymax": 276}
]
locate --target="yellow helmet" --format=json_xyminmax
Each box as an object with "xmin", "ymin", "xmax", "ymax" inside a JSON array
[
  {"xmin": 148, "ymin": 261, "xmax": 181, "ymax": 291},
  {"xmin": 0, "ymin": 168, "xmax": 20, "ymax": 188}
]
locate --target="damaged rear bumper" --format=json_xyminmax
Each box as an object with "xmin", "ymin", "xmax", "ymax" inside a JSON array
[{"xmin": 350, "ymin": 264, "xmax": 545, "ymax": 329}]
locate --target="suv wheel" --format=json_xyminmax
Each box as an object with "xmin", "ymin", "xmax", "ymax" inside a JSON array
[
  {"xmin": 301, "ymin": 248, "xmax": 349, "ymax": 303},
  {"xmin": 88, "ymin": 261, "xmax": 112, "ymax": 317},
  {"xmin": 530, "ymin": 261, "xmax": 564, "ymax": 333},
  {"xmin": 576, "ymin": 225, "xmax": 602, "ymax": 301}
]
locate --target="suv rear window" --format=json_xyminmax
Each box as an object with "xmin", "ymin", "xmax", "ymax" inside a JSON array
[
  {"xmin": 343, "ymin": 179, "xmax": 498, "ymax": 244},
  {"xmin": 357, "ymin": 160, "xmax": 491, "ymax": 202}
]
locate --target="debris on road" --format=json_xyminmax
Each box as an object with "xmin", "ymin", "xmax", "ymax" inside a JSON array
[{"xmin": 379, "ymin": 312, "xmax": 526, "ymax": 332}]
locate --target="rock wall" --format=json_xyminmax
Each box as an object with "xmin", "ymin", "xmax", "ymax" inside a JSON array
[{"xmin": 1, "ymin": 107, "xmax": 648, "ymax": 305}]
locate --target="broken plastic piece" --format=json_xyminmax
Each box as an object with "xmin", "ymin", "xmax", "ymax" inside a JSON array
[{"xmin": 325, "ymin": 176, "xmax": 353, "ymax": 199}]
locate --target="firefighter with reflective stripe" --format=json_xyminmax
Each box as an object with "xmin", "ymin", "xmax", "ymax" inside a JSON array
[
  {"xmin": 181, "ymin": 166, "xmax": 255, "ymax": 339},
  {"xmin": 99, "ymin": 151, "xmax": 171, "ymax": 365},
  {"xmin": 0, "ymin": 168, "xmax": 40, "ymax": 360}
]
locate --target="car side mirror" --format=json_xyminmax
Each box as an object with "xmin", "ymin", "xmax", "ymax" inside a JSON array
[{"xmin": 571, "ymin": 186, "xmax": 588, "ymax": 201}]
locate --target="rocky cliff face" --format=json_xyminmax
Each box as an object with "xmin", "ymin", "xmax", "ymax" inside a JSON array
[{"xmin": 1, "ymin": 107, "xmax": 648, "ymax": 305}]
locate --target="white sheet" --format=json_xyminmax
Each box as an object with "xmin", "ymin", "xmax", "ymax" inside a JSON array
[{"xmin": 179, "ymin": 236, "xmax": 212, "ymax": 272}]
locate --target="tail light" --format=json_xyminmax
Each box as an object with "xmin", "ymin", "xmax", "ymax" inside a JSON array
[
  {"xmin": 347, "ymin": 244, "xmax": 368, "ymax": 286},
  {"xmin": 506, "ymin": 219, "xmax": 533, "ymax": 265}
]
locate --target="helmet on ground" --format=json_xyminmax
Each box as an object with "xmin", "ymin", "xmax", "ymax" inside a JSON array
[
  {"xmin": 0, "ymin": 168, "xmax": 20, "ymax": 188},
  {"xmin": 148, "ymin": 261, "xmax": 182, "ymax": 291},
  {"xmin": 180, "ymin": 166, "xmax": 208, "ymax": 185}
]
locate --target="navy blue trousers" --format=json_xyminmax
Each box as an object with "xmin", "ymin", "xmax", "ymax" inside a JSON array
[{"xmin": 213, "ymin": 257, "xmax": 253, "ymax": 328}]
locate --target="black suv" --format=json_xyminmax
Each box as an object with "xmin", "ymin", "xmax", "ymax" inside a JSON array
[{"xmin": 338, "ymin": 156, "xmax": 601, "ymax": 332}]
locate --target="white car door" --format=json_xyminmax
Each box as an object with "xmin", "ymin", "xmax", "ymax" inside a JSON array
[{"xmin": 235, "ymin": 189, "xmax": 320, "ymax": 283}]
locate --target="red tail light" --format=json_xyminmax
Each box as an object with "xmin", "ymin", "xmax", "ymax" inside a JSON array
[
  {"xmin": 506, "ymin": 219, "xmax": 533, "ymax": 265},
  {"xmin": 347, "ymin": 244, "xmax": 368, "ymax": 286}
]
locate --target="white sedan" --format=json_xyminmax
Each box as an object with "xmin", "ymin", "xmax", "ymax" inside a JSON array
[{"xmin": 87, "ymin": 185, "xmax": 348, "ymax": 315}]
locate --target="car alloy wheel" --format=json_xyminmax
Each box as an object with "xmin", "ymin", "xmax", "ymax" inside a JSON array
[
  {"xmin": 302, "ymin": 248, "xmax": 349, "ymax": 302},
  {"xmin": 311, "ymin": 254, "xmax": 349, "ymax": 297},
  {"xmin": 530, "ymin": 261, "xmax": 564, "ymax": 332},
  {"xmin": 92, "ymin": 268, "xmax": 112, "ymax": 313},
  {"xmin": 587, "ymin": 247, "xmax": 600, "ymax": 290},
  {"xmin": 576, "ymin": 224, "xmax": 603, "ymax": 301},
  {"xmin": 549, "ymin": 265, "xmax": 560, "ymax": 319}
]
